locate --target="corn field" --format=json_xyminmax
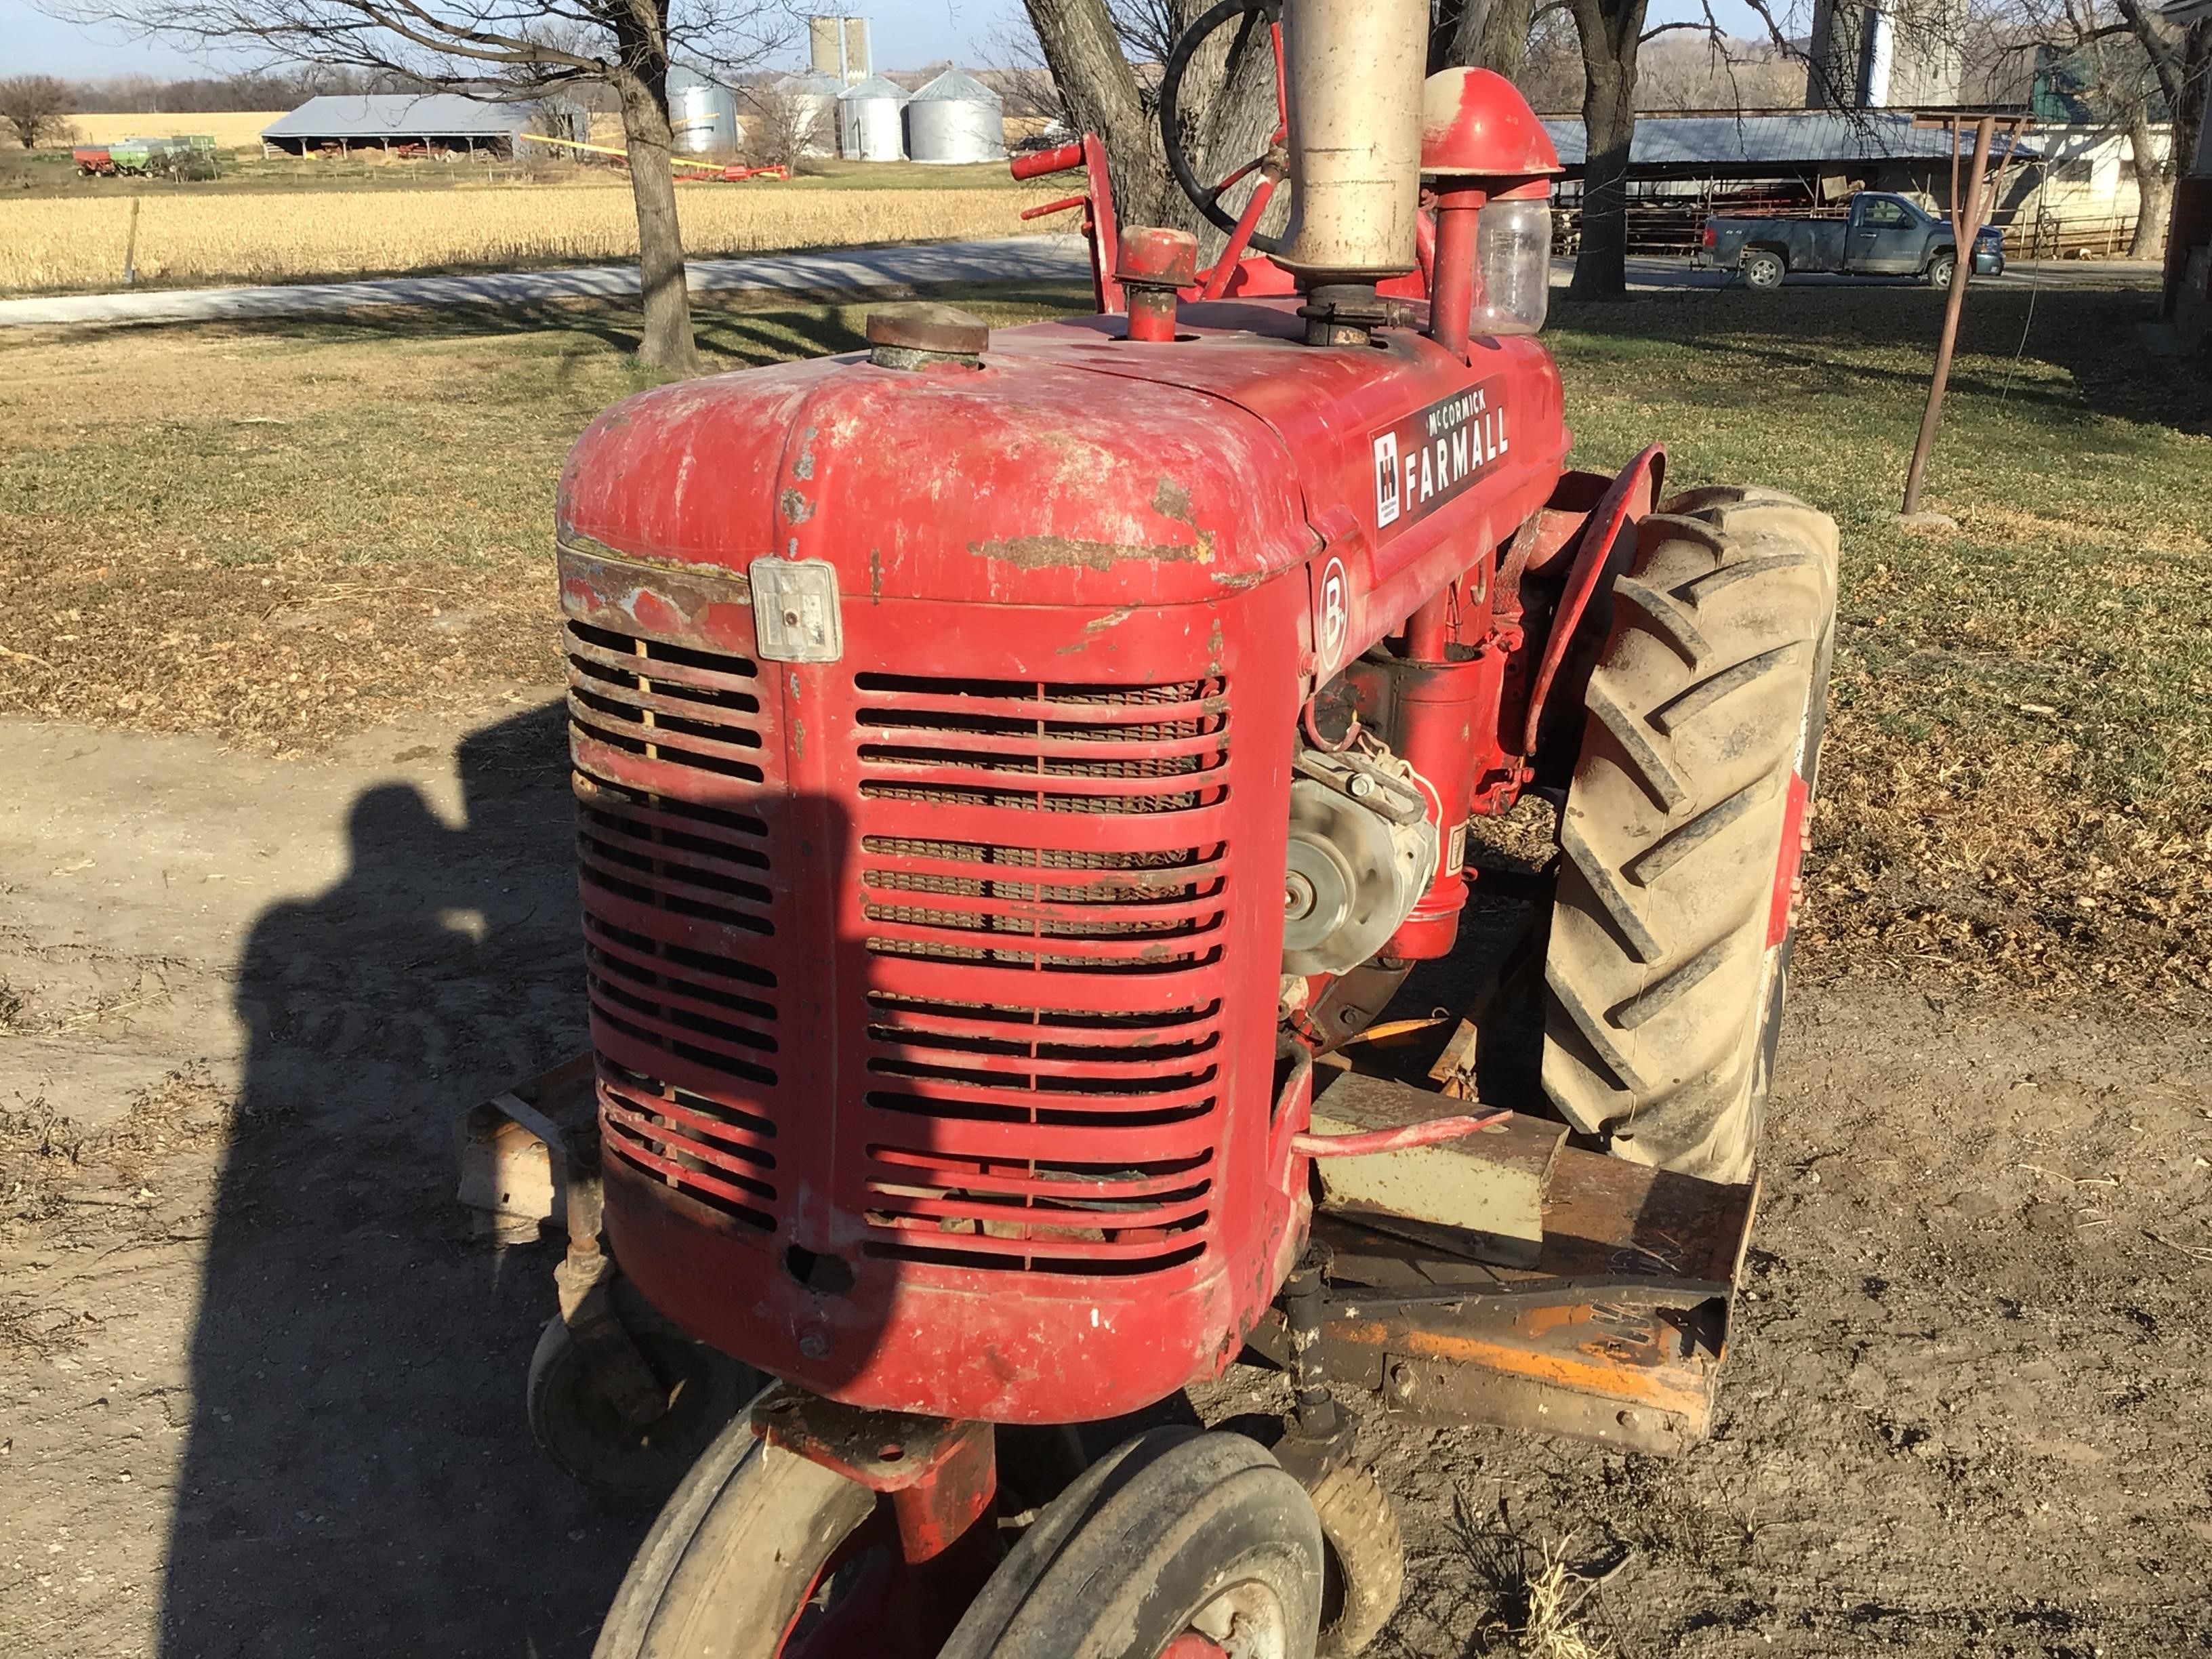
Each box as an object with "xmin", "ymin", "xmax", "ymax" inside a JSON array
[{"xmin": 0, "ymin": 184, "xmax": 1062, "ymax": 293}]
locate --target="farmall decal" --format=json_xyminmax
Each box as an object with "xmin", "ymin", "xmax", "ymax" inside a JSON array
[{"xmin": 1373, "ymin": 380, "xmax": 1509, "ymax": 534}]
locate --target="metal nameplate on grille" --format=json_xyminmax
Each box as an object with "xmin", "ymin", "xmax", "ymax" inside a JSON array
[{"xmin": 750, "ymin": 557, "xmax": 843, "ymax": 663}]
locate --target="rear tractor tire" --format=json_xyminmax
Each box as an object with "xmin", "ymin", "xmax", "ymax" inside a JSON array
[
  {"xmin": 1540, "ymin": 485, "xmax": 1839, "ymax": 1184},
  {"xmin": 1741, "ymin": 249, "xmax": 1785, "ymax": 289}
]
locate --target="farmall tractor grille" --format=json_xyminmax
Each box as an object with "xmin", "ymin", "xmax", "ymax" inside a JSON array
[
  {"xmin": 851, "ymin": 673, "xmax": 1233, "ymax": 1276},
  {"xmin": 565, "ymin": 618, "xmax": 780, "ymax": 1232}
]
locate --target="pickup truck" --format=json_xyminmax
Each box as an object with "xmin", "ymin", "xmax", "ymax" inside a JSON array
[{"xmin": 1696, "ymin": 191, "xmax": 2005, "ymax": 290}]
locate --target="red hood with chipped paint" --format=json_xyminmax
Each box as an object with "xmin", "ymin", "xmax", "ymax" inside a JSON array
[{"xmin": 556, "ymin": 298, "xmax": 1566, "ymax": 615}]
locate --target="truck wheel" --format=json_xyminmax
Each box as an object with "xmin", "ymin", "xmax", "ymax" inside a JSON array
[
  {"xmin": 943, "ymin": 1428, "xmax": 1325, "ymax": 1659},
  {"xmin": 1741, "ymin": 250, "xmax": 1784, "ymax": 289},
  {"xmin": 529, "ymin": 1279, "xmax": 764, "ymax": 1501},
  {"xmin": 592, "ymin": 1414, "xmax": 883, "ymax": 1659},
  {"xmin": 1927, "ymin": 251, "xmax": 1957, "ymax": 290},
  {"xmin": 1540, "ymin": 486, "xmax": 1838, "ymax": 1183}
]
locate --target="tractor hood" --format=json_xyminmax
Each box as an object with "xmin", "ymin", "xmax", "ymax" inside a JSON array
[
  {"xmin": 558, "ymin": 301, "xmax": 1568, "ymax": 613},
  {"xmin": 558, "ymin": 318, "xmax": 1316, "ymax": 611}
]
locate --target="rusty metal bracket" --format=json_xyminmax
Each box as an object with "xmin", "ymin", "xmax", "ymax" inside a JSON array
[
  {"xmin": 454, "ymin": 1052, "xmax": 598, "ymax": 1244},
  {"xmin": 551, "ymin": 1245, "xmax": 669, "ymax": 1431},
  {"xmin": 752, "ymin": 1385, "xmax": 998, "ymax": 1563}
]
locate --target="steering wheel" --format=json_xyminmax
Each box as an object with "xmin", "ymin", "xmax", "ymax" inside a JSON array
[{"xmin": 1158, "ymin": 0, "xmax": 1290, "ymax": 258}]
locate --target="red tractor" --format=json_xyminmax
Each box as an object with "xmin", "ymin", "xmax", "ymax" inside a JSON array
[{"xmin": 525, "ymin": 1, "xmax": 1837, "ymax": 1653}]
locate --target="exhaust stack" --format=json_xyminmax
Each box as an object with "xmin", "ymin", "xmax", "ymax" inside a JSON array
[{"xmin": 1271, "ymin": 0, "xmax": 1429, "ymax": 289}]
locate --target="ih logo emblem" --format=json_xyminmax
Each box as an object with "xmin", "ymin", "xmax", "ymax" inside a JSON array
[
  {"xmin": 1372, "ymin": 431, "xmax": 1401, "ymax": 527},
  {"xmin": 1315, "ymin": 556, "xmax": 1349, "ymax": 674}
]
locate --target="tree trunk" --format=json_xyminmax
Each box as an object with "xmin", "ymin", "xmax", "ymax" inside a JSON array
[
  {"xmin": 2125, "ymin": 108, "xmax": 2172, "ymax": 261},
  {"xmin": 1431, "ymin": 0, "xmax": 1538, "ymax": 78},
  {"xmin": 1025, "ymin": 0, "xmax": 1278, "ymax": 252},
  {"xmin": 1568, "ymin": 0, "xmax": 1647, "ymax": 300},
  {"xmin": 1027, "ymin": 0, "xmax": 1182, "ymax": 230},
  {"xmin": 2176, "ymin": 20, "xmax": 2211, "ymax": 213},
  {"xmin": 613, "ymin": 71, "xmax": 699, "ymax": 375}
]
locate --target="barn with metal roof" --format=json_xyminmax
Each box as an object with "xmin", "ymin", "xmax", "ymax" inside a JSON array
[
  {"xmin": 1542, "ymin": 111, "xmax": 2043, "ymax": 255},
  {"xmin": 1539, "ymin": 111, "xmax": 2039, "ymax": 173},
  {"xmin": 260, "ymin": 94, "xmax": 538, "ymax": 157}
]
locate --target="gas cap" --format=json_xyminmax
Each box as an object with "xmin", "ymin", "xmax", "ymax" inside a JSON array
[{"xmin": 867, "ymin": 303, "xmax": 989, "ymax": 369}]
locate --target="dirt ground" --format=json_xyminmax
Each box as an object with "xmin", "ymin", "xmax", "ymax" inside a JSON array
[{"xmin": 3, "ymin": 691, "xmax": 2207, "ymax": 1658}]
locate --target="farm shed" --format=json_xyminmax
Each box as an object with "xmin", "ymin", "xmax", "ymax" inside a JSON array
[
  {"xmin": 260, "ymin": 95, "xmax": 542, "ymax": 159},
  {"xmin": 1539, "ymin": 110, "xmax": 2042, "ymax": 255}
]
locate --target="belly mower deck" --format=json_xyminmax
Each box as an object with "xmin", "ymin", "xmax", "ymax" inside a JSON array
[{"xmin": 1260, "ymin": 1086, "xmax": 1757, "ymax": 1458}]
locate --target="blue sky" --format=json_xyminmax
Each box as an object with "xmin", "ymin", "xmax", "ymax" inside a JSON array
[{"xmin": 0, "ymin": 0, "xmax": 1778, "ymax": 83}]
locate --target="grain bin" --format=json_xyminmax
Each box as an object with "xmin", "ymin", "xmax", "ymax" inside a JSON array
[
  {"xmin": 668, "ymin": 66, "xmax": 741, "ymax": 155},
  {"xmin": 838, "ymin": 75, "xmax": 906, "ymax": 162},
  {"xmin": 776, "ymin": 71, "xmax": 843, "ymax": 158},
  {"xmin": 905, "ymin": 68, "xmax": 1004, "ymax": 165}
]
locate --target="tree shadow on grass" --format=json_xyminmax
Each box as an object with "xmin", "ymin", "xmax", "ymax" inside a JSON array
[
  {"xmin": 1553, "ymin": 283, "xmax": 2207, "ymax": 438},
  {"xmin": 81, "ymin": 281, "xmax": 1099, "ymax": 380}
]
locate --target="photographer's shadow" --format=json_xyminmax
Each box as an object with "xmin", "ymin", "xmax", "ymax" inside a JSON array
[{"xmin": 160, "ymin": 700, "xmax": 645, "ymax": 1658}]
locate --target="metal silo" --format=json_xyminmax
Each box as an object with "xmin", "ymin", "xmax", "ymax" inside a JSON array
[
  {"xmin": 667, "ymin": 65, "xmax": 740, "ymax": 155},
  {"xmin": 838, "ymin": 75, "xmax": 906, "ymax": 162},
  {"xmin": 776, "ymin": 71, "xmax": 843, "ymax": 159},
  {"xmin": 904, "ymin": 68, "xmax": 1005, "ymax": 165}
]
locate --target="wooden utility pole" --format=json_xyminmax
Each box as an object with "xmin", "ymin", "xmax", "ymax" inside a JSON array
[{"xmin": 1900, "ymin": 111, "xmax": 2034, "ymax": 522}]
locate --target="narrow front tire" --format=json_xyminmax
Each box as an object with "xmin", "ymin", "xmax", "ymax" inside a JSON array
[
  {"xmin": 592, "ymin": 1415, "xmax": 878, "ymax": 1659},
  {"xmin": 943, "ymin": 1429, "xmax": 1326, "ymax": 1659}
]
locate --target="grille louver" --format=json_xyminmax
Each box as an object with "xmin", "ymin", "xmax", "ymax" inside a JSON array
[
  {"xmin": 852, "ymin": 675, "xmax": 1233, "ymax": 1273},
  {"xmin": 568, "ymin": 618, "xmax": 781, "ymax": 1227}
]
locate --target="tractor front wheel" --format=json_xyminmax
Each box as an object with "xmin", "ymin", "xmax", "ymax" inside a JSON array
[
  {"xmin": 943, "ymin": 1428, "xmax": 1326, "ymax": 1659},
  {"xmin": 590, "ymin": 1414, "xmax": 882, "ymax": 1659},
  {"xmin": 1540, "ymin": 486, "xmax": 1838, "ymax": 1183}
]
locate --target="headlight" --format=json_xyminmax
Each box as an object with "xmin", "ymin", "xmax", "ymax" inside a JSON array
[{"xmin": 1472, "ymin": 199, "xmax": 1551, "ymax": 336}]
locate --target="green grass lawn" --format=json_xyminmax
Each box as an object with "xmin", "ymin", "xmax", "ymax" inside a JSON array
[{"xmin": 0, "ymin": 276, "xmax": 2203, "ymax": 1001}]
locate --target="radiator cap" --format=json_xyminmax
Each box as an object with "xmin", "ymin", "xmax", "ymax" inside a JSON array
[{"xmin": 867, "ymin": 303, "xmax": 989, "ymax": 365}]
